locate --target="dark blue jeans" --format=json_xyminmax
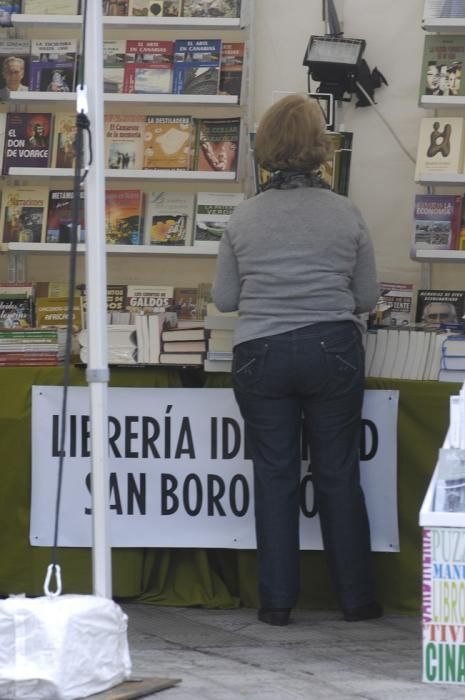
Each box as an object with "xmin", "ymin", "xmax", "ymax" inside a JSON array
[{"xmin": 232, "ymin": 321, "xmax": 375, "ymax": 611}]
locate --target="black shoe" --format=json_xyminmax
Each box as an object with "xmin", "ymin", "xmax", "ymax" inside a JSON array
[
  {"xmin": 343, "ymin": 601, "xmax": 383, "ymax": 622},
  {"xmin": 258, "ymin": 607, "xmax": 291, "ymax": 626}
]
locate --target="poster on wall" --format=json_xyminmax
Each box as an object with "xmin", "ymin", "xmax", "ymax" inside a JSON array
[{"xmin": 30, "ymin": 386, "xmax": 400, "ymax": 551}]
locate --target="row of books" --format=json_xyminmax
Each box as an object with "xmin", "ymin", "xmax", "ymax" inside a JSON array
[
  {"xmin": 0, "ymin": 327, "xmax": 66, "ymax": 365},
  {"xmin": 373, "ymin": 285, "xmax": 465, "ymax": 330},
  {"xmin": 0, "ymin": 186, "xmax": 243, "ymax": 246},
  {"xmin": 0, "ymin": 37, "xmax": 244, "ymax": 97},
  {"xmin": 365, "ymin": 326, "xmax": 465, "ymax": 382},
  {"xmin": 413, "ymin": 193, "xmax": 465, "ymax": 252},
  {"xmin": 10, "ymin": 0, "xmax": 242, "ymax": 18},
  {"xmin": 0, "ymin": 111, "xmax": 241, "ymax": 174}
]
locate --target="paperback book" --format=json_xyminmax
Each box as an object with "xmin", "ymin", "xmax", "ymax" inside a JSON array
[
  {"xmin": 194, "ymin": 116, "xmax": 240, "ymax": 172},
  {"xmin": 46, "ymin": 190, "xmax": 85, "ymax": 243},
  {"xmin": 22, "ymin": 0, "xmax": 79, "ymax": 12},
  {"xmin": 413, "ymin": 193, "xmax": 462, "ymax": 250},
  {"xmin": 123, "ymin": 39, "xmax": 174, "ymax": 94},
  {"xmin": 194, "ymin": 191, "xmax": 244, "ymax": 248},
  {"xmin": 0, "ymin": 186, "xmax": 48, "ymax": 243},
  {"xmin": 80, "ymin": 284, "xmax": 129, "ymax": 327},
  {"xmin": 173, "ymin": 286, "xmax": 198, "ymax": 320},
  {"xmin": 104, "ymin": 114, "xmax": 145, "ymax": 170},
  {"xmin": 143, "ymin": 115, "xmax": 193, "ymax": 170},
  {"xmin": 0, "ymin": 39, "xmax": 30, "ymax": 92},
  {"xmin": 143, "ymin": 191, "xmax": 195, "ymax": 246},
  {"xmin": 3, "ymin": 112, "xmax": 52, "ymax": 174},
  {"xmin": 103, "ymin": 40, "xmax": 126, "ymax": 94},
  {"xmin": 173, "ymin": 39, "xmax": 222, "ymax": 95},
  {"xmin": 219, "ymin": 42, "xmax": 244, "ymax": 98},
  {"xmin": 0, "ymin": 297, "xmax": 34, "ymax": 328},
  {"xmin": 181, "ymin": 0, "xmax": 241, "ymax": 17},
  {"xmin": 0, "ymin": 3, "xmax": 20, "ymax": 25},
  {"xmin": 128, "ymin": 0, "xmax": 181, "ymax": 15},
  {"xmin": 377, "ymin": 282, "xmax": 414, "ymax": 327},
  {"xmin": 415, "ymin": 289, "xmax": 465, "ymax": 327},
  {"xmin": 29, "ymin": 39, "xmax": 77, "ymax": 92},
  {"xmin": 102, "ymin": 0, "xmax": 129, "ymax": 15},
  {"xmin": 51, "ymin": 112, "xmax": 76, "ymax": 168},
  {"xmin": 415, "ymin": 116, "xmax": 465, "ymax": 177},
  {"xmin": 419, "ymin": 34, "xmax": 465, "ymax": 98},
  {"xmin": 105, "ymin": 189, "xmax": 143, "ymax": 245},
  {"xmin": 125, "ymin": 284, "xmax": 174, "ymax": 313}
]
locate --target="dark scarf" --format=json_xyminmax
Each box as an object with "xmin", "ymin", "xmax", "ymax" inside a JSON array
[{"xmin": 262, "ymin": 169, "xmax": 330, "ymax": 191}]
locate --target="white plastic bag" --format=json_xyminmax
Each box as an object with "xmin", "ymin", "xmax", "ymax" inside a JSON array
[{"xmin": 0, "ymin": 594, "xmax": 132, "ymax": 700}]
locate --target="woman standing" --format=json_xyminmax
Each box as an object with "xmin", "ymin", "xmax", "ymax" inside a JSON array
[{"xmin": 212, "ymin": 94, "xmax": 381, "ymax": 626}]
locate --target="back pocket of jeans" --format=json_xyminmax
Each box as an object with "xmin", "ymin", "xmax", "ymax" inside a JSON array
[
  {"xmin": 320, "ymin": 330, "xmax": 361, "ymax": 379},
  {"xmin": 232, "ymin": 342, "xmax": 268, "ymax": 391}
]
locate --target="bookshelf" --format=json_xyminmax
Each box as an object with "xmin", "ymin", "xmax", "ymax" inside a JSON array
[{"xmin": 0, "ymin": 2, "xmax": 254, "ymax": 277}]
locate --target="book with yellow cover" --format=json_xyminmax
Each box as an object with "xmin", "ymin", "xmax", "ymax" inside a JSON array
[
  {"xmin": 143, "ymin": 115, "xmax": 193, "ymax": 170},
  {"xmin": 0, "ymin": 186, "xmax": 49, "ymax": 243},
  {"xmin": 415, "ymin": 116, "xmax": 465, "ymax": 178},
  {"xmin": 51, "ymin": 112, "xmax": 76, "ymax": 169}
]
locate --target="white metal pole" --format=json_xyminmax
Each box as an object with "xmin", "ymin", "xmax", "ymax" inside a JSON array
[{"xmin": 83, "ymin": 1, "xmax": 112, "ymax": 598}]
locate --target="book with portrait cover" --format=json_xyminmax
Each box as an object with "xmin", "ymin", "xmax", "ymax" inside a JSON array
[
  {"xmin": 29, "ymin": 39, "xmax": 77, "ymax": 92},
  {"xmin": 219, "ymin": 42, "xmax": 244, "ymax": 98},
  {"xmin": 103, "ymin": 40, "xmax": 125, "ymax": 94},
  {"xmin": 419, "ymin": 34, "xmax": 465, "ymax": 100},
  {"xmin": 377, "ymin": 282, "xmax": 414, "ymax": 328},
  {"xmin": 105, "ymin": 189, "xmax": 143, "ymax": 245},
  {"xmin": 415, "ymin": 289, "xmax": 465, "ymax": 327},
  {"xmin": 415, "ymin": 116, "xmax": 465, "ymax": 178},
  {"xmin": 181, "ymin": 0, "xmax": 241, "ymax": 17},
  {"xmin": 123, "ymin": 39, "xmax": 173, "ymax": 94},
  {"xmin": 143, "ymin": 191, "xmax": 195, "ymax": 246},
  {"xmin": 193, "ymin": 116, "xmax": 240, "ymax": 173},
  {"xmin": 0, "ymin": 39, "xmax": 30, "ymax": 92},
  {"xmin": 46, "ymin": 190, "xmax": 85, "ymax": 243},
  {"xmin": 50, "ymin": 112, "xmax": 76, "ymax": 168},
  {"xmin": 413, "ymin": 193, "xmax": 462, "ymax": 251},
  {"xmin": 172, "ymin": 39, "xmax": 222, "ymax": 95},
  {"xmin": 104, "ymin": 114, "xmax": 145, "ymax": 170},
  {"xmin": 22, "ymin": 0, "xmax": 79, "ymax": 12},
  {"xmin": 102, "ymin": 0, "xmax": 129, "ymax": 15},
  {"xmin": 194, "ymin": 191, "xmax": 244, "ymax": 248},
  {"xmin": 143, "ymin": 115, "xmax": 193, "ymax": 170},
  {"xmin": 0, "ymin": 186, "xmax": 49, "ymax": 243},
  {"xmin": 128, "ymin": 0, "xmax": 181, "ymax": 16},
  {"xmin": 3, "ymin": 112, "xmax": 52, "ymax": 174}
]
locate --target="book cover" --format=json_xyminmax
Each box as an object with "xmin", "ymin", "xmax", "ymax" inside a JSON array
[
  {"xmin": 173, "ymin": 286, "xmax": 198, "ymax": 319},
  {"xmin": 181, "ymin": 0, "xmax": 241, "ymax": 17},
  {"xmin": 51, "ymin": 112, "xmax": 76, "ymax": 169},
  {"xmin": 0, "ymin": 3, "xmax": 20, "ymax": 25},
  {"xmin": 415, "ymin": 116, "xmax": 465, "ymax": 177},
  {"xmin": 0, "ymin": 186, "xmax": 48, "ymax": 243},
  {"xmin": 105, "ymin": 189, "xmax": 143, "ymax": 245},
  {"xmin": 46, "ymin": 190, "xmax": 85, "ymax": 243},
  {"xmin": 194, "ymin": 116, "xmax": 240, "ymax": 172},
  {"xmin": 29, "ymin": 39, "xmax": 77, "ymax": 92},
  {"xmin": 143, "ymin": 115, "xmax": 193, "ymax": 170},
  {"xmin": 35, "ymin": 296, "xmax": 81, "ymax": 331},
  {"xmin": 123, "ymin": 39, "xmax": 173, "ymax": 94},
  {"xmin": 419, "ymin": 34, "xmax": 465, "ymax": 99},
  {"xmin": 22, "ymin": 0, "xmax": 79, "ymax": 11},
  {"xmin": 0, "ymin": 297, "xmax": 34, "ymax": 328},
  {"xmin": 424, "ymin": 0, "xmax": 465, "ymax": 17},
  {"xmin": 377, "ymin": 282, "xmax": 415, "ymax": 327},
  {"xmin": 413, "ymin": 194, "xmax": 462, "ymax": 250},
  {"xmin": 415, "ymin": 289, "xmax": 465, "ymax": 327},
  {"xmin": 194, "ymin": 191, "xmax": 244, "ymax": 248},
  {"xmin": 172, "ymin": 39, "xmax": 221, "ymax": 95},
  {"xmin": 104, "ymin": 114, "xmax": 145, "ymax": 170},
  {"xmin": 219, "ymin": 42, "xmax": 244, "ymax": 98},
  {"xmin": 125, "ymin": 284, "xmax": 174, "ymax": 313},
  {"xmin": 143, "ymin": 191, "xmax": 195, "ymax": 246},
  {"xmin": 0, "ymin": 39, "xmax": 30, "ymax": 92},
  {"xmin": 103, "ymin": 40, "xmax": 126, "ymax": 94},
  {"xmin": 196, "ymin": 282, "xmax": 212, "ymax": 320},
  {"xmin": 102, "ymin": 0, "xmax": 129, "ymax": 15},
  {"xmin": 128, "ymin": 0, "xmax": 181, "ymax": 16},
  {"xmin": 80, "ymin": 284, "xmax": 128, "ymax": 327},
  {"xmin": 3, "ymin": 112, "xmax": 52, "ymax": 174}
]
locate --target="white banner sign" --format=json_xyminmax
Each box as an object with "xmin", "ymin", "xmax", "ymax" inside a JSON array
[{"xmin": 30, "ymin": 386, "xmax": 399, "ymax": 551}]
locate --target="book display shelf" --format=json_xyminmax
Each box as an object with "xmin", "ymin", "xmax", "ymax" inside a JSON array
[
  {"xmin": 414, "ymin": 1, "xmax": 465, "ymax": 265},
  {"xmin": 0, "ymin": 2, "xmax": 254, "ymax": 264}
]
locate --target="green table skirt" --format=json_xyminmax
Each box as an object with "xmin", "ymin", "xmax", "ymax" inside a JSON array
[{"xmin": 0, "ymin": 367, "xmax": 455, "ymax": 612}]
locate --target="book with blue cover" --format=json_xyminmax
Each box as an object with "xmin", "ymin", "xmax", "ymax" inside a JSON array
[
  {"xmin": 29, "ymin": 39, "xmax": 77, "ymax": 92},
  {"xmin": 172, "ymin": 39, "xmax": 221, "ymax": 95}
]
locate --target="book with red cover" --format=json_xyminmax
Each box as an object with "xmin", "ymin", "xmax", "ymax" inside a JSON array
[
  {"xmin": 123, "ymin": 39, "xmax": 174, "ymax": 94},
  {"xmin": 3, "ymin": 112, "xmax": 52, "ymax": 174}
]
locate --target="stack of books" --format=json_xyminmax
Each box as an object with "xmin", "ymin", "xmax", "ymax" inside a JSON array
[
  {"xmin": 204, "ymin": 302, "xmax": 237, "ymax": 372},
  {"xmin": 0, "ymin": 326, "xmax": 66, "ymax": 366},
  {"xmin": 159, "ymin": 321, "xmax": 207, "ymax": 366},
  {"xmin": 438, "ymin": 335, "xmax": 465, "ymax": 382}
]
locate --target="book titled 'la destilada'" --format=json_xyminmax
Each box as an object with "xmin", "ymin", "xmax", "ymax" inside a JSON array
[{"xmin": 3, "ymin": 112, "xmax": 52, "ymax": 175}]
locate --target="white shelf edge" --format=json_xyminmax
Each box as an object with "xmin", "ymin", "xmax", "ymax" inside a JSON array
[
  {"xmin": 4, "ymin": 243, "xmax": 217, "ymax": 256},
  {"xmin": 2, "ymin": 91, "xmax": 77, "ymax": 102},
  {"xmin": 8, "ymin": 167, "xmax": 237, "ymax": 181},
  {"xmin": 415, "ymin": 173, "xmax": 465, "ymax": 185},
  {"xmin": 411, "ymin": 249, "xmax": 465, "ymax": 262},
  {"xmin": 422, "ymin": 17, "xmax": 465, "ymax": 32},
  {"xmin": 11, "ymin": 14, "xmax": 242, "ymax": 29},
  {"xmin": 420, "ymin": 95, "xmax": 465, "ymax": 108},
  {"xmin": 3, "ymin": 92, "xmax": 239, "ymax": 105}
]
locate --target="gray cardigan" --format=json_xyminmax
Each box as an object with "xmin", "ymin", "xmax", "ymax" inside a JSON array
[{"xmin": 212, "ymin": 186, "xmax": 379, "ymax": 346}]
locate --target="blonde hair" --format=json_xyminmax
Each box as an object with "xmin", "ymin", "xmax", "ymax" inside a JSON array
[{"xmin": 255, "ymin": 94, "xmax": 333, "ymax": 172}]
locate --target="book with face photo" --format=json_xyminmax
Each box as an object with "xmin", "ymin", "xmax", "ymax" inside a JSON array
[
  {"xmin": 51, "ymin": 112, "xmax": 76, "ymax": 169},
  {"xmin": 3, "ymin": 112, "xmax": 52, "ymax": 174},
  {"xmin": 0, "ymin": 39, "xmax": 30, "ymax": 93},
  {"xmin": 419, "ymin": 34, "xmax": 465, "ymax": 99},
  {"xmin": 29, "ymin": 39, "xmax": 77, "ymax": 92},
  {"xmin": 104, "ymin": 114, "xmax": 145, "ymax": 170},
  {"xmin": 415, "ymin": 289, "xmax": 465, "ymax": 328}
]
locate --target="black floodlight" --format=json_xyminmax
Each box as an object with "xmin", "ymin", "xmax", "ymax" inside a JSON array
[{"xmin": 303, "ymin": 35, "xmax": 366, "ymax": 100}]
